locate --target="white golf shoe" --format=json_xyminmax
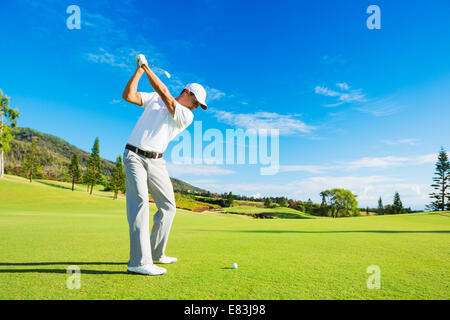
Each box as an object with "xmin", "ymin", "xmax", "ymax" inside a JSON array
[
  {"xmin": 153, "ymin": 255, "xmax": 178, "ymax": 264},
  {"xmin": 127, "ymin": 264, "xmax": 167, "ymax": 276}
]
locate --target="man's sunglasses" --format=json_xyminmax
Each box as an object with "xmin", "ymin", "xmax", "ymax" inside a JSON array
[{"xmin": 189, "ymin": 91, "xmax": 200, "ymax": 106}]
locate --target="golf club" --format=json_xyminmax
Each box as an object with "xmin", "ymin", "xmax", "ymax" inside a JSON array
[{"xmin": 136, "ymin": 54, "xmax": 171, "ymax": 79}]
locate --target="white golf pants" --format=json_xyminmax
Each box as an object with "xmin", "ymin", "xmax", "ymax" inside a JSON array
[{"xmin": 123, "ymin": 148, "xmax": 177, "ymax": 267}]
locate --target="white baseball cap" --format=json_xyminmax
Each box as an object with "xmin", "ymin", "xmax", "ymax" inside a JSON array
[{"xmin": 185, "ymin": 83, "xmax": 208, "ymax": 110}]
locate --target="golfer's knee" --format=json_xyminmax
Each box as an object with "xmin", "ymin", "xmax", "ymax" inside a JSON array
[{"xmin": 167, "ymin": 202, "xmax": 176, "ymax": 216}]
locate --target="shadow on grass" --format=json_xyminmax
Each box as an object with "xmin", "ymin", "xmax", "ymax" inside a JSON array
[
  {"xmin": 195, "ymin": 229, "xmax": 450, "ymax": 234},
  {"xmin": 261, "ymin": 212, "xmax": 314, "ymax": 219},
  {"xmin": 0, "ymin": 262, "xmax": 241, "ymax": 273},
  {"xmin": 0, "ymin": 262, "xmax": 126, "ymax": 266},
  {"xmin": 0, "ymin": 262, "xmax": 132, "ymax": 275},
  {"xmin": 36, "ymin": 180, "xmax": 113, "ymax": 194},
  {"xmin": 225, "ymin": 211, "xmax": 314, "ymax": 219},
  {"xmin": 0, "ymin": 269, "xmax": 128, "ymax": 275},
  {"xmin": 36, "ymin": 180, "xmax": 73, "ymax": 191}
]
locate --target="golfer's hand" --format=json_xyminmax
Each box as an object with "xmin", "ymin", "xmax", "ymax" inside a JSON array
[{"xmin": 136, "ymin": 54, "xmax": 148, "ymax": 70}]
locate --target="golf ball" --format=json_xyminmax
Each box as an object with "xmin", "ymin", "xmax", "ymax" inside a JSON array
[{"xmin": 232, "ymin": 263, "xmax": 238, "ymax": 269}]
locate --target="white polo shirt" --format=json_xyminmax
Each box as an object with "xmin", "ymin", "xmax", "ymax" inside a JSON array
[{"xmin": 127, "ymin": 92, "xmax": 194, "ymax": 153}]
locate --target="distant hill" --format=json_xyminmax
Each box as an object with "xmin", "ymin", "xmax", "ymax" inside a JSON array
[{"xmin": 4, "ymin": 126, "xmax": 209, "ymax": 194}]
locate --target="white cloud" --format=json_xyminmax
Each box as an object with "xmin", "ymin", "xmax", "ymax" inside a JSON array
[
  {"xmin": 315, "ymin": 84, "xmax": 366, "ymax": 107},
  {"xmin": 353, "ymin": 97, "xmax": 404, "ymax": 117},
  {"xmin": 279, "ymin": 154, "xmax": 437, "ymax": 173},
  {"xmin": 337, "ymin": 154, "xmax": 436, "ymax": 170},
  {"xmin": 315, "ymin": 83, "xmax": 404, "ymax": 117},
  {"xmin": 381, "ymin": 138, "xmax": 420, "ymax": 146},
  {"xmin": 167, "ymin": 162, "xmax": 235, "ymax": 176},
  {"xmin": 85, "ymin": 48, "xmax": 129, "ymax": 69},
  {"xmin": 279, "ymin": 165, "xmax": 335, "ymax": 174},
  {"xmin": 212, "ymin": 110, "xmax": 316, "ymax": 136},
  {"xmin": 314, "ymin": 86, "xmax": 340, "ymax": 97},
  {"xmin": 336, "ymin": 82, "xmax": 350, "ymax": 90},
  {"xmin": 205, "ymin": 87, "xmax": 226, "ymax": 102},
  {"xmin": 338, "ymin": 89, "xmax": 365, "ymax": 103}
]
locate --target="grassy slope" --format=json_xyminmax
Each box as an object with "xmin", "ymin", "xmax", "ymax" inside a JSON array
[
  {"xmin": 0, "ymin": 174, "xmax": 449, "ymax": 300},
  {"xmin": 221, "ymin": 205, "xmax": 315, "ymax": 219}
]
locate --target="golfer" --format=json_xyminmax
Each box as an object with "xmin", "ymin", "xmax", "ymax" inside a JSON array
[{"xmin": 121, "ymin": 54, "xmax": 208, "ymax": 275}]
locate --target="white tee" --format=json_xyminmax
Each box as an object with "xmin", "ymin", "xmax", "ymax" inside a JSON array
[{"xmin": 127, "ymin": 92, "xmax": 194, "ymax": 153}]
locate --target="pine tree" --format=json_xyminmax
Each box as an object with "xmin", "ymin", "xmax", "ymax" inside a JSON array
[
  {"xmin": 23, "ymin": 136, "xmax": 41, "ymax": 183},
  {"xmin": 320, "ymin": 192, "xmax": 327, "ymax": 206},
  {"xmin": 264, "ymin": 197, "xmax": 272, "ymax": 208},
  {"xmin": 377, "ymin": 196, "xmax": 384, "ymax": 215},
  {"xmin": 69, "ymin": 153, "xmax": 81, "ymax": 191},
  {"xmin": 111, "ymin": 155, "xmax": 125, "ymax": 200},
  {"xmin": 0, "ymin": 89, "xmax": 20, "ymax": 178},
  {"xmin": 428, "ymin": 147, "xmax": 450, "ymax": 211},
  {"xmin": 225, "ymin": 192, "xmax": 234, "ymax": 207},
  {"xmin": 82, "ymin": 168, "xmax": 91, "ymax": 192},
  {"xmin": 86, "ymin": 137, "xmax": 102, "ymax": 195},
  {"xmin": 393, "ymin": 191, "xmax": 404, "ymax": 214}
]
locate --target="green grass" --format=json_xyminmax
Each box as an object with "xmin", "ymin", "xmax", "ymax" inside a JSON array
[{"xmin": 0, "ymin": 174, "xmax": 449, "ymax": 299}]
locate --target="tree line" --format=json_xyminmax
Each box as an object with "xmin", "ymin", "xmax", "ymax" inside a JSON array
[{"xmin": 64, "ymin": 137, "xmax": 125, "ymax": 199}]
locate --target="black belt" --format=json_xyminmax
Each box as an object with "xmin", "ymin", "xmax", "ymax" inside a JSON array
[{"xmin": 125, "ymin": 144, "xmax": 163, "ymax": 159}]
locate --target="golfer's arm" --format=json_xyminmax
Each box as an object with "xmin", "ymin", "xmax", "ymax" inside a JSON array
[
  {"xmin": 142, "ymin": 65, "xmax": 176, "ymax": 117},
  {"xmin": 122, "ymin": 68, "xmax": 144, "ymax": 106}
]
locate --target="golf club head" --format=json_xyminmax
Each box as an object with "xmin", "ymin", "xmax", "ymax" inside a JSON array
[{"xmin": 152, "ymin": 64, "xmax": 171, "ymax": 79}]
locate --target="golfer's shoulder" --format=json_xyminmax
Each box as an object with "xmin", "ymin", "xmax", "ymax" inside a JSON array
[{"xmin": 174, "ymin": 101, "xmax": 194, "ymax": 125}]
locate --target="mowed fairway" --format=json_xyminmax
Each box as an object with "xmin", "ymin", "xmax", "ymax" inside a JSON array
[{"xmin": 0, "ymin": 175, "xmax": 449, "ymax": 299}]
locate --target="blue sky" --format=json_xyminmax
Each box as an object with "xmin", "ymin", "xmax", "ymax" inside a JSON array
[{"xmin": 1, "ymin": 0, "xmax": 449, "ymax": 209}]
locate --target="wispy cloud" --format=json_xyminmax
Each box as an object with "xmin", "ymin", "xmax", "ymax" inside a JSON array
[
  {"xmin": 280, "ymin": 153, "xmax": 436, "ymax": 174},
  {"xmin": 381, "ymin": 138, "xmax": 420, "ymax": 146},
  {"xmin": 336, "ymin": 154, "xmax": 436, "ymax": 170},
  {"xmin": 336, "ymin": 82, "xmax": 350, "ymax": 90},
  {"xmin": 315, "ymin": 82, "xmax": 404, "ymax": 117},
  {"xmin": 315, "ymin": 83, "xmax": 366, "ymax": 107},
  {"xmin": 212, "ymin": 110, "xmax": 316, "ymax": 136},
  {"xmin": 321, "ymin": 54, "xmax": 347, "ymax": 65},
  {"xmin": 353, "ymin": 96, "xmax": 405, "ymax": 117},
  {"xmin": 85, "ymin": 48, "xmax": 130, "ymax": 69},
  {"xmin": 109, "ymin": 99, "xmax": 121, "ymax": 104},
  {"xmin": 279, "ymin": 165, "xmax": 335, "ymax": 174},
  {"xmin": 167, "ymin": 162, "xmax": 235, "ymax": 176},
  {"xmin": 314, "ymin": 86, "xmax": 340, "ymax": 97},
  {"xmin": 205, "ymin": 87, "xmax": 226, "ymax": 102}
]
